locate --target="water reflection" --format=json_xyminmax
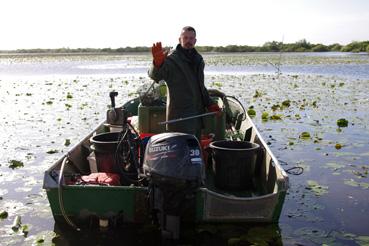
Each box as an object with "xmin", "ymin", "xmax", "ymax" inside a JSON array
[{"xmin": 52, "ymin": 222, "xmax": 283, "ymax": 246}]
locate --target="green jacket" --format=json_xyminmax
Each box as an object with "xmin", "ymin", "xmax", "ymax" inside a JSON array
[{"xmin": 148, "ymin": 45, "xmax": 211, "ymax": 136}]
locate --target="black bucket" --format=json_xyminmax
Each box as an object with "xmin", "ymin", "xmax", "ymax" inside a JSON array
[
  {"xmin": 209, "ymin": 140, "xmax": 260, "ymax": 190},
  {"xmin": 90, "ymin": 132, "xmax": 121, "ymax": 173}
]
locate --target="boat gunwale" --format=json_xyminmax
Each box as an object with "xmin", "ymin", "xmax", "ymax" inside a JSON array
[{"xmin": 44, "ymin": 97, "xmax": 289, "ymax": 194}]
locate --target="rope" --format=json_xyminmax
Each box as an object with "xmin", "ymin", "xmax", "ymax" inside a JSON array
[{"xmin": 58, "ymin": 156, "xmax": 81, "ymax": 231}]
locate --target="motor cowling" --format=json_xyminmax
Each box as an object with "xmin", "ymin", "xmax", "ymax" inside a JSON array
[
  {"xmin": 143, "ymin": 132, "xmax": 204, "ymax": 240},
  {"xmin": 143, "ymin": 132, "xmax": 204, "ymax": 184}
]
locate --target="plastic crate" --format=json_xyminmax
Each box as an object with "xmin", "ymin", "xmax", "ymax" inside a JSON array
[{"xmin": 138, "ymin": 104, "xmax": 166, "ymax": 133}]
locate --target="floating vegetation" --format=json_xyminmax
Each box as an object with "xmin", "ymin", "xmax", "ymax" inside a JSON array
[
  {"xmin": 352, "ymin": 165, "xmax": 369, "ymax": 178},
  {"xmin": 306, "ymin": 180, "xmax": 328, "ymax": 196},
  {"xmin": 271, "ymin": 104, "xmax": 280, "ymax": 111},
  {"xmin": 20, "ymin": 224, "xmax": 30, "ymax": 237},
  {"xmin": 66, "ymin": 92, "xmax": 73, "ymax": 99},
  {"xmin": 299, "ymin": 132, "xmax": 311, "ymax": 139},
  {"xmin": 335, "ymin": 143, "xmax": 343, "ymax": 149},
  {"xmin": 65, "ymin": 103, "xmax": 72, "ymax": 110},
  {"xmin": 261, "ymin": 112, "xmax": 269, "ymax": 121},
  {"xmin": 270, "ymin": 114, "xmax": 282, "ymax": 120},
  {"xmin": 211, "ymin": 81, "xmax": 223, "ymax": 88},
  {"xmin": 247, "ymin": 108, "xmax": 256, "ymax": 117},
  {"xmin": 46, "ymin": 149, "xmax": 58, "ymax": 154},
  {"xmin": 64, "ymin": 139, "xmax": 71, "ymax": 147},
  {"xmin": 8, "ymin": 160, "xmax": 24, "ymax": 169},
  {"xmin": 0, "ymin": 210, "xmax": 8, "ymax": 219},
  {"xmin": 253, "ymin": 89, "xmax": 264, "ymax": 98},
  {"xmin": 337, "ymin": 118, "xmax": 348, "ymax": 127},
  {"xmin": 282, "ymin": 100, "xmax": 291, "ymax": 107},
  {"xmin": 344, "ymin": 179, "xmax": 369, "ymax": 189},
  {"xmin": 324, "ymin": 162, "xmax": 345, "ymax": 171},
  {"xmin": 293, "ymin": 227, "xmax": 335, "ymax": 245},
  {"xmin": 355, "ymin": 235, "xmax": 369, "ymax": 245}
]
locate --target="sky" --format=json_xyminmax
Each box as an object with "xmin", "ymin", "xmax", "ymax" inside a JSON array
[{"xmin": 0, "ymin": 0, "xmax": 368, "ymax": 50}]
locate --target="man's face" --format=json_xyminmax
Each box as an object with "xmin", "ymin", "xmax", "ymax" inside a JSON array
[{"xmin": 179, "ymin": 30, "xmax": 196, "ymax": 49}]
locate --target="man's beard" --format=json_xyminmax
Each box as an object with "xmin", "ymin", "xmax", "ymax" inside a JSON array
[{"xmin": 184, "ymin": 43, "xmax": 194, "ymax": 49}]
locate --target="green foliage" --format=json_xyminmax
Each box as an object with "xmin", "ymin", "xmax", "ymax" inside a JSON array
[
  {"xmin": 1, "ymin": 40, "xmax": 368, "ymax": 54},
  {"xmin": 247, "ymin": 108, "xmax": 256, "ymax": 117},
  {"xmin": 64, "ymin": 139, "xmax": 71, "ymax": 146},
  {"xmin": 270, "ymin": 114, "xmax": 282, "ymax": 120},
  {"xmin": 8, "ymin": 159, "xmax": 24, "ymax": 169},
  {"xmin": 312, "ymin": 44, "xmax": 329, "ymax": 52},
  {"xmin": 46, "ymin": 149, "xmax": 58, "ymax": 154},
  {"xmin": 281, "ymin": 100, "xmax": 291, "ymax": 107},
  {"xmin": 300, "ymin": 132, "xmax": 311, "ymax": 139},
  {"xmin": 328, "ymin": 43, "xmax": 343, "ymax": 51},
  {"xmin": 0, "ymin": 210, "xmax": 8, "ymax": 219},
  {"xmin": 253, "ymin": 90, "xmax": 264, "ymax": 98},
  {"xmin": 263, "ymin": 41, "xmax": 283, "ymax": 52},
  {"xmin": 337, "ymin": 118, "xmax": 348, "ymax": 127},
  {"xmin": 340, "ymin": 41, "xmax": 369, "ymax": 52},
  {"xmin": 261, "ymin": 112, "xmax": 269, "ymax": 120}
]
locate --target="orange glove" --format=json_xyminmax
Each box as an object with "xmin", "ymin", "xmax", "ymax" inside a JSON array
[
  {"xmin": 207, "ymin": 103, "xmax": 221, "ymax": 117},
  {"xmin": 151, "ymin": 42, "xmax": 166, "ymax": 68}
]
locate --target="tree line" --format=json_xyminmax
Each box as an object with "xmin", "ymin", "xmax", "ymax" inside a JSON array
[{"xmin": 1, "ymin": 40, "xmax": 368, "ymax": 54}]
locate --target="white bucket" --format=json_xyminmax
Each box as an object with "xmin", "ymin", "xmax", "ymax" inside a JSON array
[
  {"xmin": 87, "ymin": 152, "xmax": 98, "ymax": 173},
  {"xmin": 109, "ymin": 125, "xmax": 123, "ymax": 132}
]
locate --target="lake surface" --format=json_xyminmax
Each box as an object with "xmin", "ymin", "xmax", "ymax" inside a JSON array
[{"xmin": 0, "ymin": 52, "xmax": 369, "ymax": 245}]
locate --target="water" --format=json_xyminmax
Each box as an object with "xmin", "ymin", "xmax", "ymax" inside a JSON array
[{"xmin": 0, "ymin": 52, "xmax": 369, "ymax": 245}]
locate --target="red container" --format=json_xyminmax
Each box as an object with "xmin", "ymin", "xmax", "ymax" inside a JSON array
[
  {"xmin": 139, "ymin": 133, "xmax": 155, "ymax": 139},
  {"xmin": 200, "ymin": 134, "xmax": 214, "ymax": 167},
  {"xmin": 81, "ymin": 172, "xmax": 121, "ymax": 186},
  {"xmin": 90, "ymin": 132, "xmax": 121, "ymax": 173}
]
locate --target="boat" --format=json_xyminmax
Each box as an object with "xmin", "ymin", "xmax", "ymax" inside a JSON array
[{"xmin": 43, "ymin": 84, "xmax": 289, "ymax": 238}]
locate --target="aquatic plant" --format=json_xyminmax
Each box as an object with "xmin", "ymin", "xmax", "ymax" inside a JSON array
[
  {"xmin": 261, "ymin": 112, "xmax": 269, "ymax": 120},
  {"xmin": 306, "ymin": 180, "xmax": 328, "ymax": 196},
  {"xmin": 270, "ymin": 114, "xmax": 282, "ymax": 120},
  {"xmin": 281, "ymin": 100, "xmax": 291, "ymax": 107},
  {"xmin": 300, "ymin": 132, "xmax": 311, "ymax": 139},
  {"xmin": 247, "ymin": 109, "xmax": 256, "ymax": 117},
  {"xmin": 64, "ymin": 139, "xmax": 71, "ymax": 146},
  {"xmin": 8, "ymin": 160, "xmax": 24, "ymax": 169},
  {"xmin": 0, "ymin": 210, "xmax": 8, "ymax": 219},
  {"xmin": 337, "ymin": 118, "xmax": 348, "ymax": 127}
]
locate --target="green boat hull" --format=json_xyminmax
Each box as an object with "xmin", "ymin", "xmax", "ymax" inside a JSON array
[{"xmin": 43, "ymin": 93, "xmax": 289, "ymax": 228}]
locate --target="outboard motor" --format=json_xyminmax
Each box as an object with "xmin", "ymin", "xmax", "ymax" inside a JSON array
[{"xmin": 143, "ymin": 133, "xmax": 204, "ymax": 240}]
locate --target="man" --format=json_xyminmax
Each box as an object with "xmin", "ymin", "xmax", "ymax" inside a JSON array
[{"xmin": 148, "ymin": 26, "xmax": 220, "ymax": 139}]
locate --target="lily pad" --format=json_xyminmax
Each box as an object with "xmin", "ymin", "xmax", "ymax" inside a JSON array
[
  {"xmin": 337, "ymin": 118, "xmax": 348, "ymax": 127},
  {"xmin": 247, "ymin": 109, "xmax": 256, "ymax": 116},
  {"xmin": 300, "ymin": 132, "xmax": 311, "ymax": 139},
  {"xmin": 46, "ymin": 149, "xmax": 58, "ymax": 154},
  {"xmin": 0, "ymin": 210, "xmax": 8, "ymax": 219},
  {"xmin": 282, "ymin": 100, "xmax": 291, "ymax": 107},
  {"xmin": 356, "ymin": 235, "xmax": 369, "ymax": 246},
  {"xmin": 306, "ymin": 180, "xmax": 328, "ymax": 196},
  {"xmin": 335, "ymin": 143, "xmax": 343, "ymax": 149},
  {"xmin": 261, "ymin": 112, "xmax": 269, "ymax": 120},
  {"xmin": 64, "ymin": 139, "xmax": 71, "ymax": 147},
  {"xmin": 8, "ymin": 160, "xmax": 24, "ymax": 169},
  {"xmin": 325, "ymin": 162, "xmax": 345, "ymax": 171},
  {"xmin": 270, "ymin": 114, "xmax": 282, "ymax": 120}
]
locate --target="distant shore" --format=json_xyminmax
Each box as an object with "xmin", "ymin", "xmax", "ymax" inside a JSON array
[{"xmin": 1, "ymin": 40, "xmax": 368, "ymax": 54}]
